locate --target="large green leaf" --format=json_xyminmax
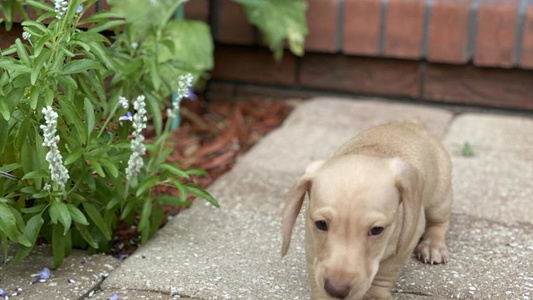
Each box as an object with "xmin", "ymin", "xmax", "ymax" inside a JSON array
[
  {"xmin": 160, "ymin": 20, "xmax": 213, "ymax": 70},
  {"xmin": 82, "ymin": 202, "xmax": 111, "ymax": 240},
  {"xmin": 232, "ymin": 0, "xmax": 308, "ymax": 60},
  {"xmin": 0, "ymin": 203, "xmax": 23, "ymax": 243}
]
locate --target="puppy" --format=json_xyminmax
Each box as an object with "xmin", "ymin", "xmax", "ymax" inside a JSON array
[{"xmin": 281, "ymin": 120, "xmax": 452, "ymax": 300}]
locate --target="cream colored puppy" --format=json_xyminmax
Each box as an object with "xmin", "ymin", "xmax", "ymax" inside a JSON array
[{"xmin": 281, "ymin": 120, "xmax": 452, "ymax": 300}]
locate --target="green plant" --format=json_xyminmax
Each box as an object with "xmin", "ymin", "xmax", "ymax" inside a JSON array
[
  {"xmin": 0, "ymin": 0, "xmax": 308, "ymax": 267},
  {"xmin": 0, "ymin": 0, "xmax": 218, "ymax": 267}
]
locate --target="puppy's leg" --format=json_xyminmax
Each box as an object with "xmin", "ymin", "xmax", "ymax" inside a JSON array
[
  {"xmin": 416, "ymin": 188, "xmax": 452, "ymax": 264},
  {"xmin": 363, "ymin": 254, "xmax": 410, "ymax": 300}
]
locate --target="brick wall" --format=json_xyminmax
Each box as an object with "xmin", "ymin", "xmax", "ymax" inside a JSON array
[{"xmin": 201, "ymin": 0, "xmax": 533, "ymax": 110}]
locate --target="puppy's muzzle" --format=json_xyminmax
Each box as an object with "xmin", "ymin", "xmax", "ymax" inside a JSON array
[{"xmin": 324, "ymin": 278, "xmax": 351, "ymax": 299}]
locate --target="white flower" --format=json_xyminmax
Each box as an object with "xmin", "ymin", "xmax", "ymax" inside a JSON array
[
  {"xmin": 131, "ymin": 42, "xmax": 139, "ymax": 50},
  {"xmin": 22, "ymin": 32, "xmax": 31, "ymax": 40},
  {"xmin": 118, "ymin": 96, "xmax": 129, "ymax": 109},
  {"xmin": 125, "ymin": 96, "xmax": 147, "ymax": 181},
  {"xmin": 176, "ymin": 74, "xmax": 193, "ymax": 100},
  {"xmin": 40, "ymin": 106, "xmax": 69, "ymax": 191},
  {"xmin": 54, "ymin": 0, "xmax": 68, "ymax": 19}
]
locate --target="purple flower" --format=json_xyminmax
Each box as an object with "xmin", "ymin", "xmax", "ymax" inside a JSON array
[
  {"xmin": 0, "ymin": 288, "xmax": 8, "ymax": 299},
  {"xmin": 187, "ymin": 88, "xmax": 197, "ymax": 101},
  {"xmin": 119, "ymin": 111, "xmax": 132, "ymax": 122},
  {"xmin": 76, "ymin": 5, "xmax": 83, "ymax": 13},
  {"xmin": 116, "ymin": 254, "xmax": 129, "ymax": 260},
  {"xmin": 108, "ymin": 294, "xmax": 119, "ymax": 300},
  {"xmin": 31, "ymin": 267, "xmax": 51, "ymax": 283}
]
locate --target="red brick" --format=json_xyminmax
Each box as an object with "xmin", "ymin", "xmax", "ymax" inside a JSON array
[
  {"xmin": 474, "ymin": 0, "xmax": 521, "ymax": 68},
  {"xmin": 427, "ymin": 0, "xmax": 474, "ymax": 64},
  {"xmin": 384, "ymin": 0, "xmax": 426, "ymax": 59},
  {"xmin": 519, "ymin": 3, "xmax": 533, "ymax": 68},
  {"xmin": 184, "ymin": 0, "xmax": 209, "ymax": 23},
  {"xmin": 343, "ymin": 0, "xmax": 382, "ymax": 56},
  {"xmin": 211, "ymin": 45, "xmax": 297, "ymax": 86},
  {"xmin": 423, "ymin": 64, "xmax": 533, "ymax": 109},
  {"xmin": 305, "ymin": 0, "xmax": 338, "ymax": 52},
  {"xmin": 217, "ymin": 0, "xmax": 255, "ymax": 45},
  {"xmin": 299, "ymin": 53, "xmax": 421, "ymax": 98}
]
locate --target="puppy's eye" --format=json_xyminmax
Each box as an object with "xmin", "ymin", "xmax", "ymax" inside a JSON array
[
  {"xmin": 369, "ymin": 226, "xmax": 384, "ymax": 236},
  {"xmin": 315, "ymin": 220, "xmax": 328, "ymax": 231}
]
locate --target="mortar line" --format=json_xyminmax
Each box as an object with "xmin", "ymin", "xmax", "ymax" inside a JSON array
[{"xmin": 513, "ymin": 0, "xmax": 532, "ymax": 66}]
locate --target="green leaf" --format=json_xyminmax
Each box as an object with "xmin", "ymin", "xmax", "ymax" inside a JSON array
[
  {"xmin": 29, "ymin": 85, "xmax": 40, "ymax": 109},
  {"xmin": 21, "ymin": 169, "xmax": 48, "ymax": 180},
  {"xmin": 15, "ymin": 39, "xmax": 30, "ymax": 65},
  {"xmin": 157, "ymin": 195, "xmax": 190, "ymax": 206},
  {"xmin": 135, "ymin": 176, "xmax": 158, "ymax": 197},
  {"xmin": 84, "ymin": 98, "xmax": 95, "ymax": 136},
  {"xmin": 21, "ymin": 204, "xmax": 48, "ymax": 214},
  {"xmin": 148, "ymin": 54, "xmax": 161, "ymax": 91},
  {"xmin": 87, "ymin": 19, "xmax": 126, "ymax": 33},
  {"xmin": 25, "ymin": 0, "xmax": 54, "ymax": 12},
  {"xmin": 52, "ymin": 224, "xmax": 65, "ymax": 268},
  {"xmin": 161, "ymin": 164, "xmax": 189, "ymax": 178},
  {"xmin": 161, "ymin": 20, "xmax": 214, "ymax": 70},
  {"xmin": 31, "ymin": 48, "xmax": 51, "ymax": 85},
  {"xmin": 462, "ymin": 142, "xmax": 474, "ymax": 157},
  {"xmin": 82, "ymin": 202, "xmax": 111, "ymax": 240},
  {"xmin": 0, "ymin": 203, "xmax": 23, "ymax": 243},
  {"xmin": 144, "ymin": 93, "xmax": 162, "ymax": 135},
  {"xmin": 236, "ymin": 0, "xmax": 308, "ymax": 60},
  {"xmin": 14, "ymin": 246, "xmax": 34, "ymax": 264},
  {"xmin": 185, "ymin": 168, "xmax": 208, "ymax": 176},
  {"xmin": 23, "ymin": 214, "xmax": 44, "ymax": 244},
  {"xmin": 137, "ymin": 197, "xmax": 152, "ymax": 232},
  {"xmin": 74, "ymin": 224, "xmax": 98, "ymax": 249},
  {"xmin": 63, "ymin": 59, "xmax": 103, "ymax": 75},
  {"xmin": 99, "ymin": 158, "xmax": 119, "ymax": 178},
  {"xmin": 88, "ymin": 158, "xmax": 105, "ymax": 177},
  {"xmin": 185, "ymin": 184, "xmax": 219, "ymax": 208},
  {"xmin": 0, "ymin": 59, "xmax": 31, "ymax": 73},
  {"xmin": 51, "ymin": 202, "xmax": 71, "ymax": 235},
  {"xmin": 67, "ymin": 204, "xmax": 89, "ymax": 225},
  {"xmin": 64, "ymin": 147, "xmax": 85, "ymax": 166}
]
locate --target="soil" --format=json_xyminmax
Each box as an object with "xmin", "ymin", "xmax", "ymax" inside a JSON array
[{"xmin": 108, "ymin": 96, "xmax": 299, "ymax": 256}]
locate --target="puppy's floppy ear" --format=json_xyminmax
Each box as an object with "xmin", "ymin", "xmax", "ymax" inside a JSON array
[
  {"xmin": 389, "ymin": 158, "xmax": 423, "ymax": 254},
  {"xmin": 281, "ymin": 160, "xmax": 325, "ymax": 257}
]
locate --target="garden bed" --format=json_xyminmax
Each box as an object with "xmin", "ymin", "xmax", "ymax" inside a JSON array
[{"xmin": 109, "ymin": 97, "xmax": 299, "ymax": 256}]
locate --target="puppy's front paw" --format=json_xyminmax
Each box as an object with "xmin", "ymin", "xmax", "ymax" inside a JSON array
[{"xmin": 415, "ymin": 239, "xmax": 449, "ymax": 264}]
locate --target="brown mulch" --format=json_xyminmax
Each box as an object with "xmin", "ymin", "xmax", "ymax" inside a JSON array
[{"xmin": 109, "ymin": 97, "xmax": 298, "ymax": 256}]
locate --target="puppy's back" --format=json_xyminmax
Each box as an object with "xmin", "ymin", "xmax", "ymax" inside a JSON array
[{"xmin": 333, "ymin": 120, "xmax": 451, "ymax": 200}]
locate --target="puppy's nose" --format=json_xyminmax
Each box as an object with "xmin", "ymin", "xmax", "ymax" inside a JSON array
[{"xmin": 324, "ymin": 279, "xmax": 351, "ymax": 299}]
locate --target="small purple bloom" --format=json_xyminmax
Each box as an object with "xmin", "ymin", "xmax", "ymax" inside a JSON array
[
  {"xmin": 187, "ymin": 88, "xmax": 197, "ymax": 101},
  {"xmin": 76, "ymin": 5, "xmax": 83, "ymax": 13},
  {"xmin": 116, "ymin": 254, "xmax": 129, "ymax": 260},
  {"xmin": 107, "ymin": 293, "xmax": 119, "ymax": 300},
  {"xmin": 31, "ymin": 267, "xmax": 50, "ymax": 283},
  {"xmin": 119, "ymin": 111, "xmax": 132, "ymax": 122},
  {"xmin": 0, "ymin": 288, "xmax": 8, "ymax": 299}
]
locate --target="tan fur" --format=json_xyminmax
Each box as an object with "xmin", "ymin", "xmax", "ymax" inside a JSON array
[{"xmin": 281, "ymin": 120, "xmax": 453, "ymax": 300}]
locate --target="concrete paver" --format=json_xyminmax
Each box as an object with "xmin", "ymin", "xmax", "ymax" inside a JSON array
[
  {"xmin": 0, "ymin": 245, "xmax": 120, "ymax": 300},
  {"xmin": 240, "ymin": 98, "xmax": 453, "ymax": 174}
]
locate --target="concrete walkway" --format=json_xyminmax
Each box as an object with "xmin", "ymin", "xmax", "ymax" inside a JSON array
[{"xmin": 1, "ymin": 97, "xmax": 532, "ymax": 299}]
